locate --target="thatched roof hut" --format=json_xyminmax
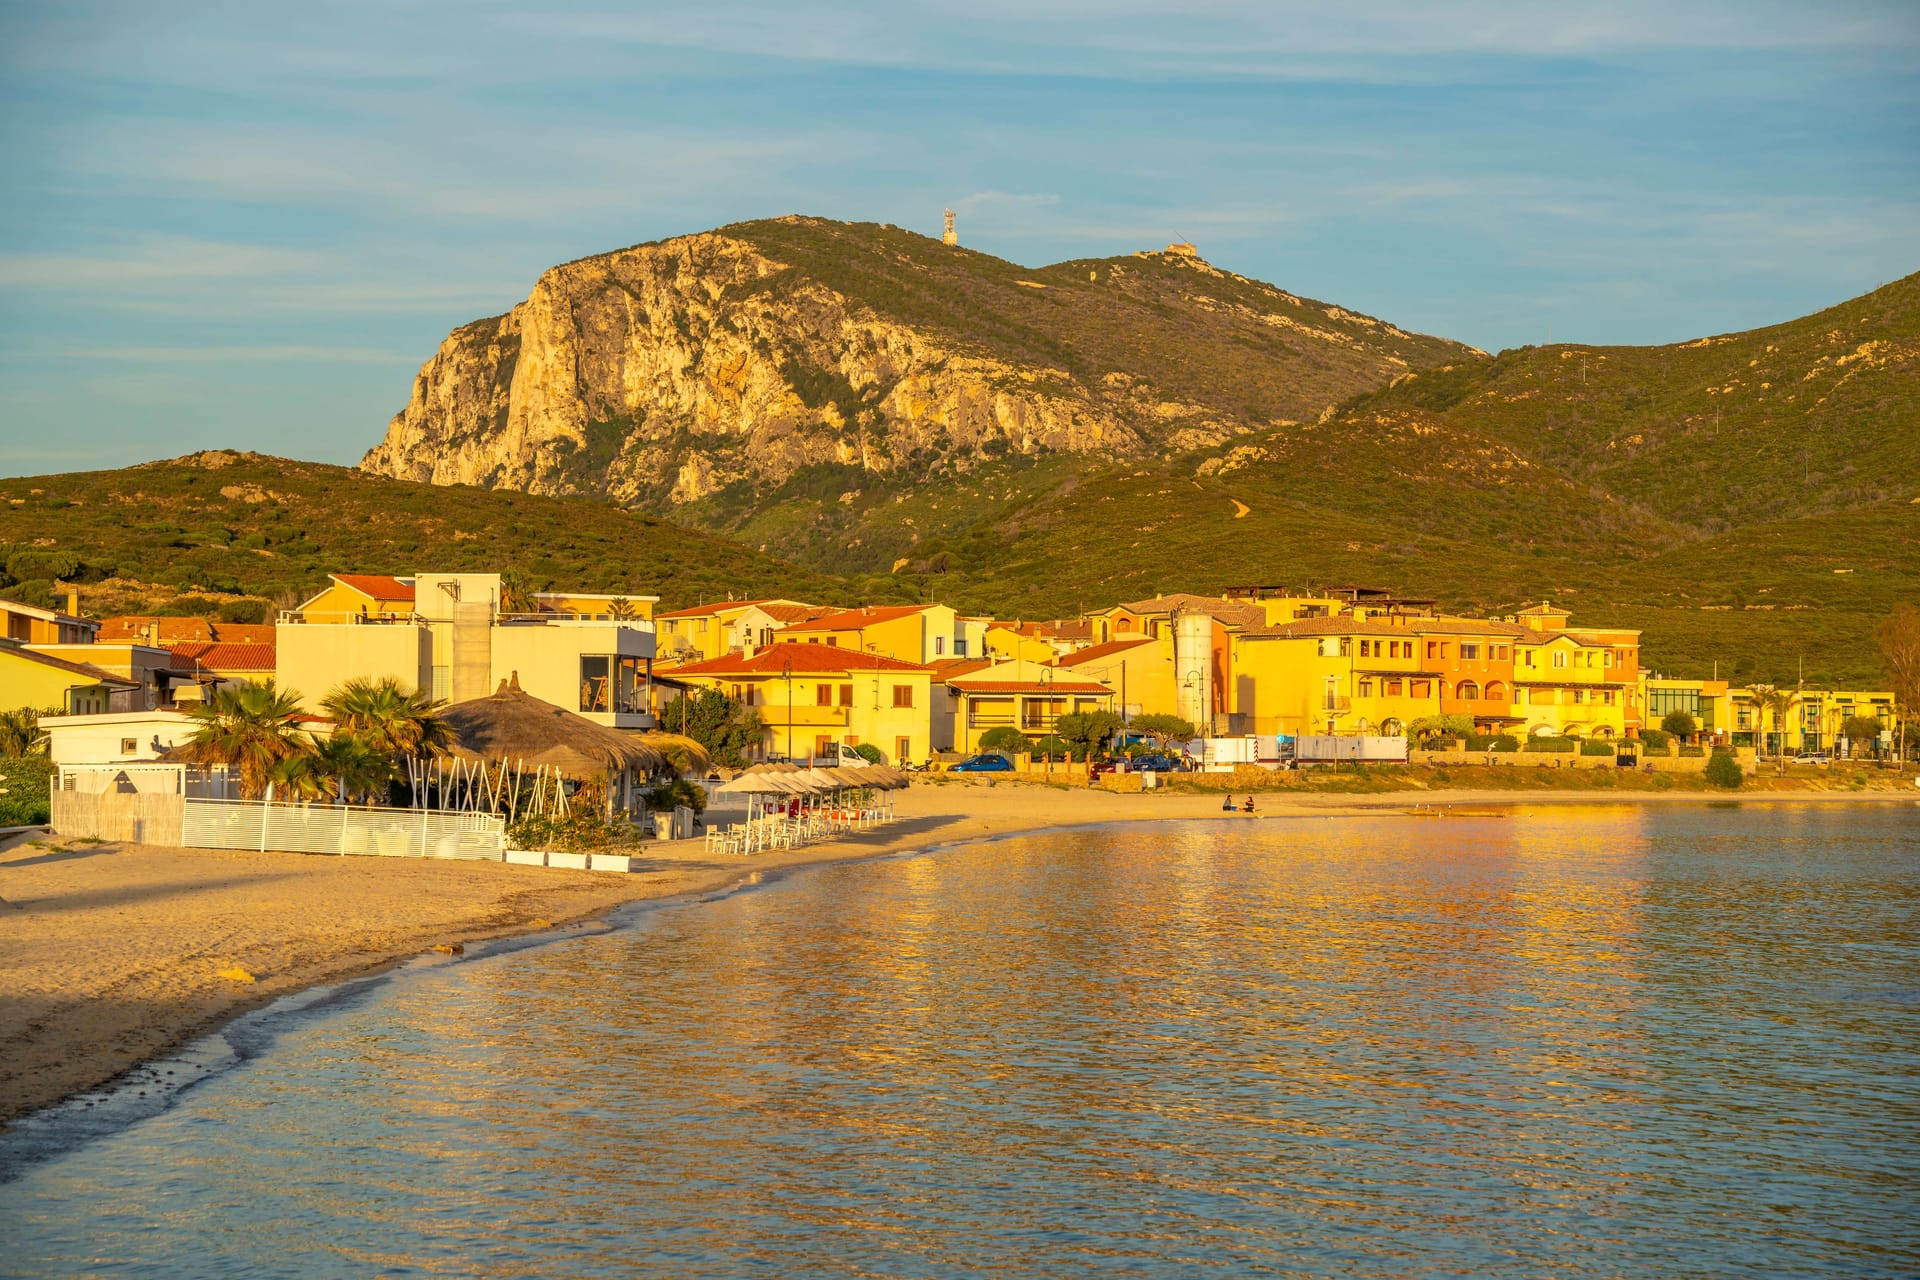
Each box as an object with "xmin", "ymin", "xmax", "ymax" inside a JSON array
[{"xmin": 441, "ymin": 677, "xmax": 668, "ymax": 779}]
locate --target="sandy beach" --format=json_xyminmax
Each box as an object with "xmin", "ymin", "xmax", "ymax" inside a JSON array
[{"xmin": 3, "ymin": 779, "xmax": 1914, "ymax": 1126}]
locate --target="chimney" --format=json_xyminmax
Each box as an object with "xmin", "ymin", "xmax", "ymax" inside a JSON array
[{"xmin": 64, "ymin": 588, "xmax": 79, "ymax": 616}]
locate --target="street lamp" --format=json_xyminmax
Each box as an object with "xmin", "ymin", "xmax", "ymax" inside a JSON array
[{"xmin": 782, "ymin": 656, "xmax": 794, "ymax": 763}]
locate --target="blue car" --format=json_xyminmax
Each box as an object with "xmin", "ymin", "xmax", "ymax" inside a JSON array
[{"xmin": 948, "ymin": 753, "xmax": 1015, "ymax": 773}]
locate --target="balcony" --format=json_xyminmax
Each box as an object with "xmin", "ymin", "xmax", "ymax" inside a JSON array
[
  {"xmin": 769, "ymin": 705, "xmax": 852, "ymax": 727},
  {"xmin": 1321, "ymin": 695, "xmax": 1351, "ymax": 713}
]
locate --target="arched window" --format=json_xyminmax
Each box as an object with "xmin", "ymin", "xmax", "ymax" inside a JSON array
[
  {"xmin": 1382, "ymin": 718, "xmax": 1404, "ymax": 736},
  {"xmin": 1483, "ymin": 681, "xmax": 1507, "ymax": 701},
  {"xmin": 1354, "ymin": 717, "xmax": 1373, "ymax": 734},
  {"xmin": 1457, "ymin": 680, "xmax": 1479, "ymax": 701}
]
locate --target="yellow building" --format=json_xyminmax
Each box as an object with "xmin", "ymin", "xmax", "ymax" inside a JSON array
[
  {"xmin": 1728, "ymin": 686, "xmax": 1899, "ymax": 756},
  {"xmin": 1510, "ymin": 604, "xmax": 1640, "ymax": 739},
  {"xmin": 983, "ymin": 624, "xmax": 1061, "ymax": 665},
  {"xmin": 0, "ymin": 642, "xmax": 139, "ymax": 714},
  {"xmin": 775, "ymin": 604, "xmax": 964, "ymax": 663},
  {"xmin": 1049, "ymin": 636, "xmax": 1176, "ymax": 723},
  {"xmin": 2, "ymin": 594, "xmax": 97, "ymax": 646},
  {"xmin": 277, "ymin": 570, "xmax": 660, "ymax": 729},
  {"xmin": 655, "ymin": 599, "xmax": 824, "ymax": 664},
  {"xmin": 291, "ymin": 573, "xmax": 417, "ymax": 623},
  {"xmin": 1231, "ymin": 619, "xmax": 1441, "ymax": 739},
  {"xmin": 942, "ymin": 658, "xmax": 1115, "ymax": 754},
  {"xmin": 667, "ymin": 645, "xmax": 934, "ymax": 765},
  {"xmin": 1642, "ymin": 677, "xmax": 1732, "ymax": 741}
]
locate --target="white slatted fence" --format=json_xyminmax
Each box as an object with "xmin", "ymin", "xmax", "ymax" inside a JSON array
[{"xmin": 180, "ymin": 798, "xmax": 505, "ymax": 859}]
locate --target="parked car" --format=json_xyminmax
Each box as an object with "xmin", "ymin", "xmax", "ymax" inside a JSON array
[
  {"xmin": 1130, "ymin": 753, "xmax": 1187, "ymax": 773},
  {"xmin": 948, "ymin": 753, "xmax": 1015, "ymax": 773},
  {"xmin": 1088, "ymin": 757, "xmax": 1129, "ymax": 778},
  {"xmin": 1792, "ymin": 751, "xmax": 1832, "ymax": 765}
]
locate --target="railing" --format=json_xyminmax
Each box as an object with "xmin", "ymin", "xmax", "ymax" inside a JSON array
[{"xmin": 181, "ymin": 798, "xmax": 505, "ymax": 859}]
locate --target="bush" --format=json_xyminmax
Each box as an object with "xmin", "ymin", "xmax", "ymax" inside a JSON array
[
  {"xmin": 0, "ymin": 756, "xmax": 53, "ymax": 825},
  {"xmin": 978, "ymin": 727, "xmax": 1030, "ymax": 755},
  {"xmin": 508, "ymin": 810, "xmax": 644, "ymax": 853},
  {"xmin": 1638, "ymin": 728, "xmax": 1672, "ymax": 751},
  {"xmin": 645, "ymin": 777, "xmax": 707, "ymax": 814},
  {"xmin": 1678, "ymin": 745, "xmax": 1705, "ymax": 757},
  {"xmin": 853, "ymin": 742, "xmax": 885, "ymax": 765},
  {"xmin": 1704, "ymin": 751, "xmax": 1744, "ymax": 789},
  {"xmin": 1030, "ymin": 735, "xmax": 1071, "ymax": 760},
  {"xmin": 1523, "ymin": 737, "xmax": 1577, "ymax": 753},
  {"xmin": 1661, "ymin": 710, "xmax": 1698, "ymax": 737},
  {"xmin": 1580, "ymin": 740, "xmax": 1617, "ymax": 756},
  {"xmin": 1465, "ymin": 734, "xmax": 1519, "ymax": 751}
]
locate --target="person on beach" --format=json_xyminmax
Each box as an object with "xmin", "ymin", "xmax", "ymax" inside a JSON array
[
  {"xmin": 1221, "ymin": 795, "xmax": 1237, "ymax": 812},
  {"xmin": 1243, "ymin": 796, "xmax": 1256, "ymax": 814}
]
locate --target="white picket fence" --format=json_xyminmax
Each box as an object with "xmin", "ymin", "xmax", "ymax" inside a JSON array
[{"xmin": 180, "ymin": 798, "xmax": 506, "ymax": 860}]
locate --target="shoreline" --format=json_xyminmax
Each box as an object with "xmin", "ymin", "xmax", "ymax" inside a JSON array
[{"xmin": 3, "ymin": 782, "xmax": 1914, "ymax": 1130}]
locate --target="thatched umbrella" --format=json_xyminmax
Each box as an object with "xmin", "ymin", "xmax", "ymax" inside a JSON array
[{"xmin": 441, "ymin": 677, "xmax": 669, "ymax": 818}]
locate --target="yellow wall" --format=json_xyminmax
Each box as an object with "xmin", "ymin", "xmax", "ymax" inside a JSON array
[
  {"xmin": 0, "ymin": 648, "xmax": 124, "ymax": 714},
  {"xmin": 535, "ymin": 593, "xmax": 657, "ymax": 621},
  {"xmin": 1056, "ymin": 637, "xmax": 1178, "ymax": 721},
  {"xmin": 274, "ymin": 620, "xmax": 432, "ymax": 712},
  {"xmin": 984, "ymin": 627, "xmax": 1058, "ymax": 664},
  {"xmin": 675, "ymin": 669, "xmax": 934, "ymax": 764},
  {"xmin": 781, "ymin": 606, "xmax": 958, "ymax": 663}
]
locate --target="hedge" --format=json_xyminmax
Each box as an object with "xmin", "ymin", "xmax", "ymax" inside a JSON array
[
  {"xmin": 1522, "ymin": 738, "xmax": 1577, "ymax": 753},
  {"xmin": 1638, "ymin": 728, "xmax": 1672, "ymax": 751},
  {"xmin": 1465, "ymin": 734, "xmax": 1520, "ymax": 752},
  {"xmin": 0, "ymin": 756, "xmax": 53, "ymax": 826},
  {"xmin": 1580, "ymin": 740, "xmax": 1617, "ymax": 756},
  {"xmin": 1677, "ymin": 745, "xmax": 1705, "ymax": 758}
]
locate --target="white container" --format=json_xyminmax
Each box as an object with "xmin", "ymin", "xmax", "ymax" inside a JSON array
[
  {"xmin": 504, "ymin": 849, "xmax": 548, "ymax": 867},
  {"xmin": 589, "ymin": 853, "xmax": 634, "ymax": 873},
  {"xmin": 546, "ymin": 851, "xmax": 591, "ymax": 871}
]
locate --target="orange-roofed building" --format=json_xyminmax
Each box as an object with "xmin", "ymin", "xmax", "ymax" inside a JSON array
[
  {"xmin": 293, "ymin": 573, "xmax": 416, "ymax": 623},
  {"xmin": 773, "ymin": 603, "xmax": 973, "ymax": 664},
  {"xmin": 665, "ymin": 645, "xmax": 933, "ymax": 765},
  {"xmin": 656, "ymin": 598, "xmax": 826, "ymax": 665},
  {"xmin": 942, "ymin": 658, "xmax": 1115, "ymax": 754}
]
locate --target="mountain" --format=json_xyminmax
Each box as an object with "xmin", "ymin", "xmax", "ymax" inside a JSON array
[
  {"xmin": 0, "ymin": 452, "xmax": 852, "ymax": 618},
  {"xmin": 360, "ymin": 216, "xmax": 1476, "ymax": 511}
]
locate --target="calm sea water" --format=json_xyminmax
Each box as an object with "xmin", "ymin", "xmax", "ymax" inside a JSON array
[{"xmin": 4, "ymin": 804, "xmax": 1918, "ymax": 1278}]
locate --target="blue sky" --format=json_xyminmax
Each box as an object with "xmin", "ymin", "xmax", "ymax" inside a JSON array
[{"xmin": 1, "ymin": 0, "xmax": 1915, "ymax": 475}]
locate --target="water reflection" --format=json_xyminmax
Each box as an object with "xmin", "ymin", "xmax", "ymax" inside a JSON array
[{"xmin": 5, "ymin": 805, "xmax": 1917, "ymax": 1278}]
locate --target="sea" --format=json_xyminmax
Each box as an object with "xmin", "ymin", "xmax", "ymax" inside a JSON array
[{"xmin": 3, "ymin": 803, "xmax": 1916, "ymax": 1278}]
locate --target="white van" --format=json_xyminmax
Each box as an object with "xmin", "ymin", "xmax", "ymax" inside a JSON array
[{"xmin": 814, "ymin": 742, "xmax": 869, "ymax": 767}]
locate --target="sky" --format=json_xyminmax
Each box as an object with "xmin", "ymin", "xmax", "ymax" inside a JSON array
[{"xmin": 0, "ymin": 0, "xmax": 1915, "ymax": 475}]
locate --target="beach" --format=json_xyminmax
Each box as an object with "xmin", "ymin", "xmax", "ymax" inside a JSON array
[{"xmin": 3, "ymin": 779, "xmax": 1914, "ymax": 1127}]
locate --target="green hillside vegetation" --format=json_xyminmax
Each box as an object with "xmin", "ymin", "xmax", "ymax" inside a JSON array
[{"xmin": 0, "ymin": 453, "xmax": 852, "ymax": 618}]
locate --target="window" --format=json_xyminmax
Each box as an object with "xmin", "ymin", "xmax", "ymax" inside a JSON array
[
  {"xmin": 1358, "ymin": 679, "xmax": 1374, "ymax": 697},
  {"xmin": 935, "ymin": 636, "xmax": 946, "ymax": 656},
  {"xmin": 1461, "ymin": 643, "xmax": 1479, "ymax": 660},
  {"xmin": 839, "ymin": 684, "xmax": 854, "ymax": 707},
  {"xmin": 1553, "ymin": 651, "xmax": 1567, "ymax": 669},
  {"xmin": 1458, "ymin": 681, "xmax": 1479, "ymax": 700},
  {"xmin": 580, "ymin": 656, "xmax": 611, "ymax": 713},
  {"xmin": 1318, "ymin": 638, "xmax": 1336, "ymax": 657},
  {"xmin": 1603, "ymin": 651, "xmax": 1614, "ymax": 668},
  {"xmin": 1426, "ymin": 641, "xmax": 1438, "ymax": 659},
  {"xmin": 1573, "ymin": 688, "xmax": 1587, "ymax": 704},
  {"xmin": 892, "ymin": 685, "xmax": 914, "ymax": 708},
  {"xmin": 1522, "ymin": 651, "xmax": 1535, "ymax": 668},
  {"xmin": 1411, "ymin": 680, "xmax": 1432, "ymax": 697},
  {"xmin": 121, "ymin": 737, "xmax": 138, "ymax": 755},
  {"xmin": 1601, "ymin": 690, "xmax": 1615, "ymax": 705},
  {"xmin": 955, "ymin": 639, "xmax": 968, "ymax": 657},
  {"xmin": 816, "ymin": 684, "xmax": 833, "ymax": 706},
  {"xmin": 1387, "ymin": 679, "xmax": 1403, "ymax": 696},
  {"xmin": 825, "ymin": 637, "xmax": 839, "ymax": 647},
  {"xmin": 968, "ymin": 697, "xmax": 1016, "ymax": 727},
  {"xmin": 896, "ymin": 736, "xmax": 912, "ymax": 763},
  {"xmin": 1484, "ymin": 681, "xmax": 1507, "ymax": 701},
  {"xmin": 1338, "ymin": 637, "xmax": 1352, "ymax": 657},
  {"xmin": 815, "ymin": 735, "xmax": 834, "ymax": 756},
  {"xmin": 615, "ymin": 656, "xmax": 645, "ymax": 714}
]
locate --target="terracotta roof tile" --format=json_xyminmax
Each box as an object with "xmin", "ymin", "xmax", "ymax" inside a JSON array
[
  {"xmin": 0, "ymin": 645, "xmax": 139, "ymax": 685},
  {"xmin": 332, "ymin": 574, "xmax": 414, "ymax": 602},
  {"xmin": 783, "ymin": 604, "xmax": 935, "ymax": 631},
  {"xmin": 948, "ymin": 678, "xmax": 1114, "ymax": 694},
  {"xmin": 667, "ymin": 647, "xmax": 931, "ymax": 676},
  {"xmin": 1052, "ymin": 638, "xmax": 1154, "ymax": 666}
]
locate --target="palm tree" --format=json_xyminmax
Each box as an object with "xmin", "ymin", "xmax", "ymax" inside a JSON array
[
  {"xmin": 265, "ymin": 752, "xmax": 327, "ymax": 803},
  {"xmin": 308, "ymin": 731, "xmax": 394, "ymax": 804},
  {"xmin": 0, "ymin": 706, "xmax": 50, "ymax": 758},
  {"xmin": 176, "ymin": 681, "xmax": 308, "ymax": 799},
  {"xmin": 1749, "ymin": 683, "xmax": 1800, "ymax": 775},
  {"xmin": 321, "ymin": 677, "xmax": 453, "ymax": 764}
]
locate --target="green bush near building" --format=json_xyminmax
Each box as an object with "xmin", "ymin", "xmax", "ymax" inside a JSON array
[
  {"xmin": 1580, "ymin": 740, "xmax": 1617, "ymax": 756},
  {"xmin": 1638, "ymin": 728, "xmax": 1672, "ymax": 751},
  {"xmin": 0, "ymin": 757, "xmax": 52, "ymax": 826},
  {"xmin": 978, "ymin": 727, "xmax": 1030, "ymax": 755},
  {"xmin": 1465, "ymin": 734, "xmax": 1520, "ymax": 751},
  {"xmin": 1523, "ymin": 738, "xmax": 1577, "ymax": 753},
  {"xmin": 1678, "ymin": 745, "xmax": 1705, "ymax": 757},
  {"xmin": 1704, "ymin": 751, "xmax": 1744, "ymax": 789}
]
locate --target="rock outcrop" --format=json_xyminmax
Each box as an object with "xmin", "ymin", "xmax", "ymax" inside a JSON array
[{"xmin": 361, "ymin": 217, "xmax": 1474, "ymax": 511}]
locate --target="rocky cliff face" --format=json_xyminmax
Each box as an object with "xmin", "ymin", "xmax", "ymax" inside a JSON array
[{"xmin": 361, "ymin": 217, "xmax": 1474, "ymax": 512}]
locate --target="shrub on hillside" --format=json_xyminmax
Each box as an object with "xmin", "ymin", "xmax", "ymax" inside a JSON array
[{"xmin": 1704, "ymin": 751, "xmax": 1744, "ymax": 789}]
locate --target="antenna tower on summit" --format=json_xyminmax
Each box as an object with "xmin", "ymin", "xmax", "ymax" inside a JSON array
[{"xmin": 942, "ymin": 209, "xmax": 957, "ymax": 246}]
